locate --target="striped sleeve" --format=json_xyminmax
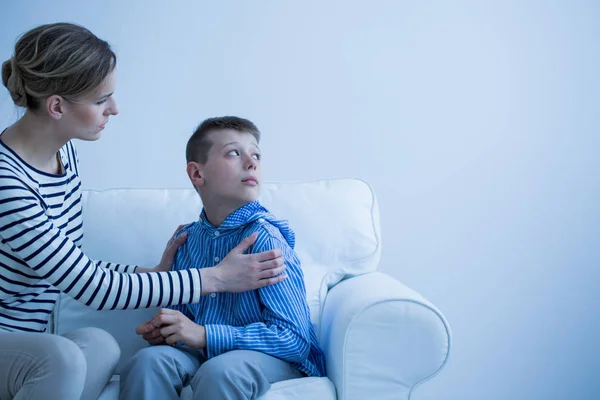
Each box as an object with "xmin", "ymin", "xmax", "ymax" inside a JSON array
[
  {"xmin": 167, "ymin": 239, "xmax": 197, "ymax": 320},
  {"xmin": 94, "ymin": 260, "xmax": 136, "ymax": 273},
  {"xmin": 205, "ymin": 233, "xmax": 311, "ymax": 363},
  {"xmin": 0, "ymin": 182, "xmax": 203, "ymax": 310}
]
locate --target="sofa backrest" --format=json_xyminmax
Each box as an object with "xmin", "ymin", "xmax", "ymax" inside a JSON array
[{"xmin": 52, "ymin": 178, "xmax": 381, "ymax": 371}]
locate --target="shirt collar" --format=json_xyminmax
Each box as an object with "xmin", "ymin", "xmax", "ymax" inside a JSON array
[{"xmin": 200, "ymin": 201, "xmax": 267, "ymax": 230}]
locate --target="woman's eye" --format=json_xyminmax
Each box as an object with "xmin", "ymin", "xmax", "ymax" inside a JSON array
[{"xmin": 96, "ymin": 99, "xmax": 108, "ymax": 105}]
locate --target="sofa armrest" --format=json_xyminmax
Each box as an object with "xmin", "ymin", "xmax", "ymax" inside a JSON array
[{"xmin": 320, "ymin": 272, "xmax": 451, "ymax": 400}]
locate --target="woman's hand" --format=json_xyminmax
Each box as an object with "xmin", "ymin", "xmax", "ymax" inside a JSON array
[
  {"xmin": 200, "ymin": 232, "xmax": 287, "ymax": 294},
  {"xmin": 154, "ymin": 225, "xmax": 189, "ymax": 272}
]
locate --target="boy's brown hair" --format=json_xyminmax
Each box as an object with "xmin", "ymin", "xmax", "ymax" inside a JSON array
[{"xmin": 186, "ymin": 116, "xmax": 261, "ymax": 164}]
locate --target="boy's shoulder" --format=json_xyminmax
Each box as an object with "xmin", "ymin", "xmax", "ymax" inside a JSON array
[
  {"xmin": 245, "ymin": 216, "xmax": 284, "ymax": 238},
  {"xmin": 177, "ymin": 220, "xmax": 202, "ymax": 237},
  {"xmin": 241, "ymin": 211, "xmax": 296, "ymax": 253}
]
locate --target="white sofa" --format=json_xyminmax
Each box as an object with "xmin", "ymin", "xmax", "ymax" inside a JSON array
[{"xmin": 50, "ymin": 178, "xmax": 451, "ymax": 400}]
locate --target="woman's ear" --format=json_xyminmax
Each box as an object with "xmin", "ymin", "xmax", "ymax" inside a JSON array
[
  {"xmin": 186, "ymin": 162, "xmax": 204, "ymax": 189},
  {"xmin": 45, "ymin": 95, "xmax": 65, "ymax": 120}
]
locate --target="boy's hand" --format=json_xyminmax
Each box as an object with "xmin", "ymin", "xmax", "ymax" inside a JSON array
[
  {"xmin": 137, "ymin": 309, "xmax": 206, "ymax": 349},
  {"xmin": 136, "ymin": 321, "xmax": 166, "ymax": 345}
]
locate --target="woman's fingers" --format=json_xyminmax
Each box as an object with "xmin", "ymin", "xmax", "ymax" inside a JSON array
[
  {"xmin": 257, "ymin": 264, "xmax": 286, "ymax": 280},
  {"xmin": 254, "ymin": 248, "xmax": 282, "ymax": 263},
  {"xmin": 259, "ymin": 255, "xmax": 285, "ymax": 271},
  {"xmin": 166, "ymin": 231, "xmax": 188, "ymax": 255},
  {"xmin": 214, "ymin": 235, "xmax": 289, "ymax": 292},
  {"xmin": 156, "ymin": 226, "xmax": 189, "ymax": 272},
  {"xmin": 256, "ymin": 274, "xmax": 287, "ymax": 288},
  {"xmin": 168, "ymin": 224, "xmax": 186, "ymax": 244}
]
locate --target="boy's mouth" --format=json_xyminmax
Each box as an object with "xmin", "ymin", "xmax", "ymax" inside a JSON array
[{"xmin": 242, "ymin": 177, "xmax": 259, "ymax": 186}]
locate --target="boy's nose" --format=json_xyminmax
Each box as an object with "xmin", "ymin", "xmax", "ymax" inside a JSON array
[{"xmin": 245, "ymin": 156, "xmax": 257, "ymax": 170}]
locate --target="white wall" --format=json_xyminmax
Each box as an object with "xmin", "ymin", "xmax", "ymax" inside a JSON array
[{"xmin": 2, "ymin": 1, "xmax": 599, "ymax": 399}]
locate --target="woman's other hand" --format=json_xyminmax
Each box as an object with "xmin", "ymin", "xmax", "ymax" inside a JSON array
[
  {"xmin": 154, "ymin": 224, "xmax": 188, "ymax": 272},
  {"xmin": 200, "ymin": 232, "xmax": 287, "ymax": 294}
]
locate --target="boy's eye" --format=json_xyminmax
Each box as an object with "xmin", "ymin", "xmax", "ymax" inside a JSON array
[
  {"xmin": 252, "ymin": 153, "xmax": 261, "ymax": 161},
  {"xmin": 227, "ymin": 149, "xmax": 240, "ymax": 156}
]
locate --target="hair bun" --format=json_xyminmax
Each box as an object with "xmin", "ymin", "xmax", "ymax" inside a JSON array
[{"xmin": 2, "ymin": 57, "xmax": 28, "ymax": 107}]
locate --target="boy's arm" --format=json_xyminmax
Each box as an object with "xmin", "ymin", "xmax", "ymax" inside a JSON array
[{"xmin": 204, "ymin": 234, "xmax": 312, "ymax": 364}]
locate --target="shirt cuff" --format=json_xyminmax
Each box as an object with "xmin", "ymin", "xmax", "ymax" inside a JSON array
[{"xmin": 205, "ymin": 324, "xmax": 239, "ymax": 358}]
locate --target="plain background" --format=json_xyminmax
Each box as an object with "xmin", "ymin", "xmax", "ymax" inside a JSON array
[{"xmin": 1, "ymin": 1, "xmax": 599, "ymax": 399}]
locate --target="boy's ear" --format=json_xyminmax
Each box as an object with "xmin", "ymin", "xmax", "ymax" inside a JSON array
[{"xmin": 186, "ymin": 162, "xmax": 205, "ymax": 188}]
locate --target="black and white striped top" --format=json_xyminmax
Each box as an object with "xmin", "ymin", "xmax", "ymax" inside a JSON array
[{"xmin": 0, "ymin": 137, "xmax": 203, "ymax": 333}]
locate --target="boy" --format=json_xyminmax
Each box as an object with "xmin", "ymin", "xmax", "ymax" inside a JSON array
[{"xmin": 120, "ymin": 117, "xmax": 326, "ymax": 399}]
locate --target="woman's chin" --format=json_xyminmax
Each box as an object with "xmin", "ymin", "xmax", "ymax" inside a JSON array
[{"xmin": 79, "ymin": 130, "xmax": 104, "ymax": 142}]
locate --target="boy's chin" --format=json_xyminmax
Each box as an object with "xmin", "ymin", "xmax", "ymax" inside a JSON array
[
  {"xmin": 238, "ymin": 192, "xmax": 260, "ymax": 204},
  {"xmin": 241, "ymin": 194, "xmax": 260, "ymax": 203}
]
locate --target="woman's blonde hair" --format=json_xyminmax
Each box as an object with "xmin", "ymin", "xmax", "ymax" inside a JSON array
[{"xmin": 2, "ymin": 22, "xmax": 116, "ymax": 110}]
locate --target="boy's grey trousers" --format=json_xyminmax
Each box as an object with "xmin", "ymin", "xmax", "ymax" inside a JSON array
[{"xmin": 120, "ymin": 345, "xmax": 304, "ymax": 399}]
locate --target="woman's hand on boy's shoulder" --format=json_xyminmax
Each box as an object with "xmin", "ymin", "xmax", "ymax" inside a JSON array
[
  {"xmin": 203, "ymin": 232, "xmax": 287, "ymax": 294},
  {"xmin": 154, "ymin": 224, "xmax": 189, "ymax": 272}
]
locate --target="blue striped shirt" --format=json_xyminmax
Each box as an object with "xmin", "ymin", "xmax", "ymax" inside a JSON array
[
  {"xmin": 0, "ymin": 136, "xmax": 205, "ymax": 333},
  {"xmin": 169, "ymin": 201, "xmax": 326, "ymax": 377}
]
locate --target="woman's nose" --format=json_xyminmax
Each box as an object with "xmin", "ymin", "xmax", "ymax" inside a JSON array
[{"xmin": 108, "ymin": 97, "xmax": 119, "ymax": 116}]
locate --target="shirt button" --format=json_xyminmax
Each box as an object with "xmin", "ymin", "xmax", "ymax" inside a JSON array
[
  {"xmin": 214, "ymin": 256, "xmax": 220, "ymax": 263},
  {"xmin": 210, "ymin": 293, "xmax": 217, "ymax": 298},
  {"xmin": 214, "ymin": 231, "xmax": 220, "ymax": 237}
]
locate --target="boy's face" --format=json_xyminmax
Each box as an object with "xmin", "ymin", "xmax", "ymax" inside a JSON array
[{"xmin": 194, "ymin": 129, "xmax": 262, "ymax": 207}]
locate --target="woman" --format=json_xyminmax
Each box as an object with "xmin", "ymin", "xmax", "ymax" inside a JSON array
[{"xmin": 0, "ymin": 22, "xmax": 286, "ymax": 400}]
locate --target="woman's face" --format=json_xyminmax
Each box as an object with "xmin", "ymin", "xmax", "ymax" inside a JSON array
[{"xmin": 61, "ymin": 70, "xmax": 119, "ymax": 141}]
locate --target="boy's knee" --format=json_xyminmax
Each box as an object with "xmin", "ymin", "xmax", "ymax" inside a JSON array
[
  {"xmin": 122, "ymin": 346, "xmax": 174, "ymax": 377},
  {"xmin": 197, "ymin": 356, "xmax": 232, "ymax": 379},
  {"xmin": 193, "ymin": 355, "xmax": 253, "ymax": 392}
]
